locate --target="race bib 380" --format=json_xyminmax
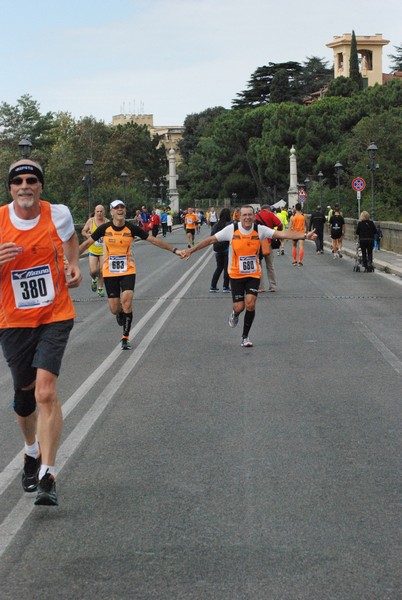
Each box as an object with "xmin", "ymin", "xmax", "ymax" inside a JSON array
[{"xmin": 11, "ymin": 264, "xmax": 55, "ymax": 309}]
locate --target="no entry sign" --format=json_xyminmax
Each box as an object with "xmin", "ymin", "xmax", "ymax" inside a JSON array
[{"xmin": 352, "ymin": 177, "xmax": 366, "ymax": 191}]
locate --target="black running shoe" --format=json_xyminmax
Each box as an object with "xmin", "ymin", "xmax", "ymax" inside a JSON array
[
  {"xmin": 22, "ymin": 453, "xmax": 41, "ymax": 492},
  {"xmin": 116, "ymin": 311, "xmax": 124, "ymax": 326},
  {"xmin": 121, "ymin": 337, "xmax": 132, "ymax": 350},
  {"xmin": 34, "ymin": 472, "xmax": 58, "ymax": 506}
]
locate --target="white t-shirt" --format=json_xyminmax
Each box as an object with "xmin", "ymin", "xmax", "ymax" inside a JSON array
[
  {"xmin": 9, "ymin": 202, "xmax": 75, "ymax": 242},
  {"xmin": 214, "ymin": 222, "xmax": 275, "ymax": 242}
]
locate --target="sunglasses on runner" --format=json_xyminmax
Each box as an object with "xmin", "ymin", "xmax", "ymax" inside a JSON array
[{"xmin": 10, "ymin": 176, "xmax": 40, "ymax": 185}]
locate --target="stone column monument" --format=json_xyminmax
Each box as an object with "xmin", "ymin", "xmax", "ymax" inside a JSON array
[
  {"xmin": 168, "ymin": 148, "xmax": 179, "ymax": 214},
  {"xmin": 288, "ymin": 145, "xmax": 298, "ymax": 208}
]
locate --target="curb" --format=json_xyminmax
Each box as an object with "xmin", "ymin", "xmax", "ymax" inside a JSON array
[{"xmin": 323, "ymin": 241, "xmax": 402, "ymax": 278}]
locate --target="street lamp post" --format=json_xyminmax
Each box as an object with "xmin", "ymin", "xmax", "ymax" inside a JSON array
[
  {"xmin": 231, "ymin": 192, "xmax": 238, "ymax": 206},
  {"xmin": 317, "ymin": 171, "xmax": 324, "ymax": 205},
  {"xmin": 120, "ymin": 171, "xmax": 128, "ymax": 201},
  {"xmin": 159, "ymin": 182, "xmax": 165, "ymax": 204},
  {"xmin": 84, "ymin": 158, "xmax": 94, "ymax": 217},
  {"xmin": 143, "ymin": 178, "xmax": 150, "ymax": 204},
  {"xmin": 152, "ymin": 183, "xmax": 157, "ymax": 204},
  {"xmin": 367, "ymin": 142, "xmax": 378, "ymax": 220},
  {"xmin": 304, "ymin": 177, "xmax": 311, "ymax": 212},
  {"xmin": 18, "ymin": 138, "xmax": 32, "ymax": 158},
  {"xmin": 334, "ymin": 161, "xmax": 343, "ymax": 207}
]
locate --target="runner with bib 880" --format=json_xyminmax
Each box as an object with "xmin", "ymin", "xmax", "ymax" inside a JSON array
[{"xmin": 182, "ymin": 205, "xmax": 316, "ymax": 347}]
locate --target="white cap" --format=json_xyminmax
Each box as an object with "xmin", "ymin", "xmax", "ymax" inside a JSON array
[{"xmin": 110, "ymin": 200, "xmax": 125, "ymax": 209}]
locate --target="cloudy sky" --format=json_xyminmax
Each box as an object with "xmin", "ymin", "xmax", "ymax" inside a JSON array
[{"xmin": 1, "ymin": 0, "xmax": 401, "ymax": 126}]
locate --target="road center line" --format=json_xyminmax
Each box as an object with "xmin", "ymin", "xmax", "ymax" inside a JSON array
[
  {"xmin": 0, "ymin": 250, "xmax": 212, "ymax": 558},
  {"xmin": 355, "ymin": 321, "xmax": 402, "ymax": 377}
]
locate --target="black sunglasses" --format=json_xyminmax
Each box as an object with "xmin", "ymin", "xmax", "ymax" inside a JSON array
[{"xmin": 10, "ymin": 176, "xmax": 40, "ymax": 185}]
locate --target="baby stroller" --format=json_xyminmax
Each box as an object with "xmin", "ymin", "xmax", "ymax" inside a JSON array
[
  {"xmin": 353, "ymin": 241, "xmax": 375, "ymax": 272},
  {"xmin": 353, "ymin": 242, "xmax": 363, "ymax": 272}
]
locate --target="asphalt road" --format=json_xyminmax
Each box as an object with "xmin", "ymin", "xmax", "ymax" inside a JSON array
[{"xmin": 0, "ymin": 228, "xmax": 401, "ymax": 599}]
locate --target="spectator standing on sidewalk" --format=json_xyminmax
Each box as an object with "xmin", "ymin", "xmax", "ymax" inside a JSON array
[
  {"xmin": 166, "ymin": 207, "xmax": 174, "ymax": 233},
  {"xmin": 160, "ymin": 208, "xmax": 168, "ymax": 237},
  {"xmin": 209, "ymin": 208, "xmax": 232, "ymax": 293},
  {"xmin": 255, "ymin": 205, "xmax": 283, "ymax": 291},
  {"xmin": 149, "ymin": 210, "xmax": 161, "ymax": 237},
  {"xmin": 309, "ymin": 205, "xmax": 326, "ymax": 254},
  {"xmin": 208, "ymin": 207, "xmax": 218, "ymax": 228},
  {"xmin": 374, "ymin": 225, "xmax": 383, "ymax": 251},
  {"xmin": 356, "ymin": 211, "xmax": 376, "ymax": 272},
  {"xmin": 141, "ymin": 206, "xmax": 150, "ymax": 228},
  {"xmin": 276, "ymin": 207, "xmax": 289, "ymax": 255},
  {"xmin": 329, "ymin": 205, "xmax": 345, "ymax": 258}
]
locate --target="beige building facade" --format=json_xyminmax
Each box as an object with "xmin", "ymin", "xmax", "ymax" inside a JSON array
[
  {"xmin": 326, "ymin": 33, "xmax": 389, "ymax": 87},
  {"xmin": 111, "ymin": 113, "xmax": 184, "ymax": 164}
]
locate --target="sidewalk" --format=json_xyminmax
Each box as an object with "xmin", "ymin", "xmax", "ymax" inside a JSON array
[{"xmin": 323, "ymin": 237, "xmax": 402, "ymax": 278}]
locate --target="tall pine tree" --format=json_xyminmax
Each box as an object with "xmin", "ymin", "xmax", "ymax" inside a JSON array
[
  {"xmin": 388, "ymin": 43, "xmax": 402, "ymax": 72},
  {"xmin": 349, "ymin": 30, "xmax": 363, "ymax": 90}
]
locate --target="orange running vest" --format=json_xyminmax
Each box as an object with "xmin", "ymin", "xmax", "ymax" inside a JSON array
[
  {"xmin": 100, "ymin": 223, "xmax": 137, "ymax": 277},
  {"xmin": 291, "ymin": 212, "xmax": 306, "ymax": 232},
  {"xmin": 184, "ymin": 213, "xmax": 198, "ymax": 230},
  {"xmin": 0, "ymin": 201, "xmax": 76, "ymax": 328},
  {"xmin": 229, "ymin": 224, "xmax": 262, "ymax": 279}
]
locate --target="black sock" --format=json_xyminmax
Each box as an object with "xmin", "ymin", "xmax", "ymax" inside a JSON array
[
  {"xmin": 123, "ymin": 312, "xmax": 133, "ymax": 337},
  {"xmin": 242, "ymin": 310, "xmax": 255, "ymax": 338}
]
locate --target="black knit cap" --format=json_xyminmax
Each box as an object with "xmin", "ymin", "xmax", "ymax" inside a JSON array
[{"xmin": 8, "ymin": 160, "xmax": 44, "ymax": 186}]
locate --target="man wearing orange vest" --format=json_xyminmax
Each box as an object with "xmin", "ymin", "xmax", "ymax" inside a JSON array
[
  {"xmin": 289, "ymin": 202, "xmax": 308, "ymax": 266},
  {"xmin": 182, "ymin": 205, "xmax": 316, "ymax": 347},
  {"xmin": 0, "ymin": 159, "xmax": 82, "ymax": 506},
  {"xmin": 184, "ymin": 207, "xmax": 199, "ymax": 248}
]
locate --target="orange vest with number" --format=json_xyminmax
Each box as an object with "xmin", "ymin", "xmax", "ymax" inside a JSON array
[
  {"xmin": 184, "ymin": 213, "xmax": 198, "ymax": 230},
  {"xmin": 229, "ymin": 223, "xmax": 261, "ymax": 279},
  {"xmin": 0, "ymin": 201, "xmax": 75, "ymax": 328},
  {"xmin": 291, "ymin": 212, "xmax": 306, "ymax": 233},
  {"xmin": 101, "ymin": 223, "xmax": 136, "ymax": 277}
]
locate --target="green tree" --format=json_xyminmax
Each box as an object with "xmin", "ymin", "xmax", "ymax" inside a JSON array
[
  {"xmin": 388, "ymin": 43, "xmax": 402, "ymax": 71},
  {"xmin": 232, "ymin": 62, "xmax": 303, "ymax": 108},
  {"xmin": 43, "ymin": 116, "xmax": 168, "ymax": 220},
  {"xmin": 179, "ymin": 108, "xmax": 262, "ymax": 202},
  {"xmin": 299, "ymin": 56, "xmax": 333, "ymax": 97},
  {"xmin": 346, "ymin": 109, "xmax": 402, "ymax": 219},
  {"xmin": 233, "ymin": 59, "xmax": 332, "ymax": 109},
  {"xmin": 349, "ymin": 30, "xmax": 363, "ymax": 91},
  {"xmin": 326, "ymin": 76, "xmax": 359, "ymax": 97},
  {"xmin": 270, "ymin": 69, "xmax": 294, "ymax": 103},
  {"xmin": 178, "ymin": 107, "xmax": 226, "ymax": 162},
  {"xmin": 0, "ymin": 94, "xmax": 55, "ymax": 158}
]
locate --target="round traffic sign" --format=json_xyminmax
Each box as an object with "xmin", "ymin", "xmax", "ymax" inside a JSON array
[{"xmin": 352, "ymin": 177, "xmax": 366, "ymax": 191}]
